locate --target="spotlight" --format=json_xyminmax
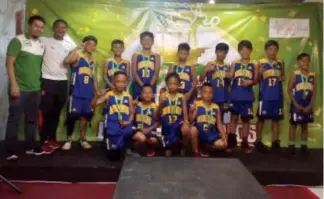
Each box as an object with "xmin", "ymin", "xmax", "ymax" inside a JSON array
[{"xmin": 209, "ymin": 0, "xmax": 215, "ymax": 4}]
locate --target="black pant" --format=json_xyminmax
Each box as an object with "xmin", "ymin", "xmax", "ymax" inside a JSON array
[
  {"xmin": 39, "ymin": 79, "xmax": 68, "ymax": 143},
  {"xmin": 5, "ymin": 91, "xmax": 41, "ymax": 153}
]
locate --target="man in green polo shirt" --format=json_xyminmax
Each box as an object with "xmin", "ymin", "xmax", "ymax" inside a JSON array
[{"xmin": 5, "ymin": 15, "xmax": 46, "ymax": 160}]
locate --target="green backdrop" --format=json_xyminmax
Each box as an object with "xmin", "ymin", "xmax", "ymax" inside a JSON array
[{"xmin": 25, "ymin": 0, "xmax": 323, "ymax": 147}]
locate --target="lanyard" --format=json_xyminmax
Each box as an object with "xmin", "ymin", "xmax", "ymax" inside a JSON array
[
  {"xmin": 176, "ymin": 65, "xmax": 186, "ymax": 74},
  {"xmin": 112, "ymin": 60, "xmax": 121, "ymax": 73},
  {"xmin": 215, "ymin": 64, "xmax": 225, "ymax": 83},
  {"xmin": 301, "ymin": 73, "xmax": 309, "ymax": 96},
  {"xmin": 203, "ymin": 104, "xmax": 214, "ymax": 126},
  {"xmin": 168, "ymin": 94, "xmax": 179, "ymax": 116},
  {"xmin": 140, "ymin": 103, "xmax": 152, "ymax": 128},
  {"xmin": 241, "ymin": 63, "xmax": 247, "ymax": 79},
  {"xmin": 268, "ymin": 60, "xmax": 277, "ymax": 76},
  {"xmin": 114, "ymin": 94, "xmax": 125, "ymax": 120},
  {"xmin": 142, "ymin": 54, "xmax": 150, "ymax": 70}
]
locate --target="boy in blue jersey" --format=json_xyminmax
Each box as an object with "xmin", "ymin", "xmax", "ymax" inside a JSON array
[
  {"xmin": 255, "ymin": 40, "xmax": 285, "ymax": 153},
  {"xmin": 92, "ymin": 71, "xmax": 144, "ymax": 160},
  {"xmin": 288, "ymin": 53, "xmax": 316, "ymax": 154},
  {"xmin": 131, "ymin": 31, "xmax": 161, "ymax": 101},
  {"xmin": 103, "ymin": 39, "xmax": 130, "ymax": 90},
  {"xmin": 155, "ymin": 72, "xmax": 191, "ymax": 157},
  {"xmin": 133, "ymin": 84, "xmax": 160, "ymax": 157},
  {"xmin": 189, "ymin": 83, "xmax": 227, "ymax": 157},
  {"xmin": 199, "ymin": 43, "xmax": 231, "ymax": 132},
  {"xmin": 168, "ymin": 43, "xmax": 197, "ymax": 104},
  {"xmin": 62, "ymin": 35, "xmax": 99, "ymax": 150},
  {"xmin": 228, "ymin": 40, "xmax": 259, "ymax": 153}
]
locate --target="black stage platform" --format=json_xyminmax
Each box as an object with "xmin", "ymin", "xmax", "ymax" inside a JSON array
[{"xmin": 0, "ymin": 142, "xmax": 322, "ymax": 186}]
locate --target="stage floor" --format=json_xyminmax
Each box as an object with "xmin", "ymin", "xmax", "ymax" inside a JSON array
[{"xmin": 0, "ymin": 142, "xmax": 322, "ymax": 186}]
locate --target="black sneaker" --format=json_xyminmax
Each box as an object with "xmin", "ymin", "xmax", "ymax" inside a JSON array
[
  {"xmin": 271, "ymin": 140, "xmax": 281, "ymax": 152},
  {"xmin": 300, "ymin": 145, "xmax": 309, "ymax": 154},
  {"xmin": 25, "ymin": 146, "xmax": 45, "ymax": 156},
  {"xmin": 288, "ymin": 144, "xmax": 296, "ymax": 155},
  {"xmin": 254, "ymin": 141, "xmax": 268, "ymax": 153},
  {"xmin": 227, "ymin": 133, "xmax": 237, "ymax": 150},
  {"xmin": 241, "ymin": 141, "xmax": 252, "ymax": 153}
]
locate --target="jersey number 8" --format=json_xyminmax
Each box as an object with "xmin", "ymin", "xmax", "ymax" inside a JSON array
[{"xmin": 84, "ymin": 76, "xmax": 89, "ymax": 84}]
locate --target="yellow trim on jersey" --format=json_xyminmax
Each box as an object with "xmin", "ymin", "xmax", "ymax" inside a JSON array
[
  {"xmin": 234, "ymin": 69, "xmax": 253, "ymax": 79},
  {"xmin": 137, "ymin": 61, "xmax": 155, "ymax": 70},
  {"xmin": 78, "ymin": 67, "xmax": 92, "ymax": 75},
  {"xmin": 109, "ymin": 104, "xmax": 130, "ymax": 115},
  {"xmin": 107, "ymin": 90, "xmax": 130, "ymax": 97},
  {"xmin": 262, "ymin": 69, "xmax": 282, "ymax": 79},
  {"xmin": 79, "ymin": 51, "xmax": 95, "ymax": 63},
  {"xmin": 296, "ymin": 82, "xmax": 314, "ymax": 91},
  {"xmin": 294, "ymin": 70, "xmax": 315, "ymax": 77},
  {"xmin": 162, "ymin": 107, "xmax": 182, "ymax": 115}
]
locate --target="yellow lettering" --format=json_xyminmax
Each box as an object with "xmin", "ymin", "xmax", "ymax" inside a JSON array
[
  {"xmin": 262, "ymin": 69, "xmax": 281, "ymax": 79},
  {"xmin": 79, "ymin": 67, "xmax": 91, "ymax": 75},
  {"xmin": 234, "ymin": 69, "xmax": 253, "ymax": 79},
  {"xmin": 109, "ymin": 104, "xmax": 130, "ymax": 115},
  {"xmin": 296, "ymin": 83, "xmax": 314, "ymax": 91}
]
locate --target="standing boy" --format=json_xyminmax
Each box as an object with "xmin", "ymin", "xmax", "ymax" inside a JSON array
[
  {"xmin": 168, "ymin": 43, "xmax": 197, "ymax": 104},
  {"xmin": 199, "ymin": 43, "xmax": 231, "ymax": 131},
  {"xmin": 288, "ymin": 53, "xmax": 316, "ymax": 154},
  {"xmin": 61, "ymin": 36, "xmax": 99, "ymax": 150},
  {"xmin": 255, "ymin": 40, "xmax": 285, "ymax": 152},
  {"xmin": 131, "ymin": 31, "xmax": 161, "ymax": 100},
  {"xmin": 228, "ymin": 40, "xmax": 258, "ymax": 153},
  {"xmin": 103, "ymin": 39, "xmax": 130, "ymax": 90}
]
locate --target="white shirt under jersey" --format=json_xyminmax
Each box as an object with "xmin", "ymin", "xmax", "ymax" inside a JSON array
[{"xmin": 41, "ymin": 37, "xmax": 76, "ymax": 80}]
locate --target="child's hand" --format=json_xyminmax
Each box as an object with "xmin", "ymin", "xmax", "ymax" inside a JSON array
[
  {"xmin": 120, "ymin": 120, "xmax": 131, "ymax": 127},
  {"xmin": 295, "ymin": 104, "xmax": 304, "ymax": 112},
  {"xmin": 241, "ymin": 79, "xmax": 253, "ymax": 87},
  {"xmin": 304, "ymin": 106, "xmax": 312, "ymax": 113},
  {"xmin": 205, "ymin": 64, "xmax": 214, "ymax": 72},
  {"xmin": 159, "ymin": 93, "xmax": 167, "ymax": 104},
  {"xmin": 132, "ymin": 98, "xmax": 139, "ymax": 106},
  {"xmin": 225, "ymin": 72, "xmax": 232, "ymax": 79}
]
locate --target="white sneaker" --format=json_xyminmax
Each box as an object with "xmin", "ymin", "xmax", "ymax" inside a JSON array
[
  {"xmin": 6, "ymin": 154, "xmax": 18, "ymax": 161},
  {"xmin": 62, "ymin": 141, "xmax": 72, "ymax": 151},
  {"xmin": 80, "ymin": 139, "xmax": 92, "ymax": 150}
]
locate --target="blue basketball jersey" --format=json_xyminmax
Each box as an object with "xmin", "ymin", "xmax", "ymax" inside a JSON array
[
  {"xmin": 230, "ymin": 60, "xmax": 256, "ymax": 102},
  {"xmin": 259, "ymin": 59, "xmax": 284, "ymax": 101},
  {"xmin": 134, "ymin": 102, "xmax": 157, "ymax": 129},
  {"xmin": 172, "ymin": 64, "xmax": 193, "ymax": 94},
  {"xmin": 105, "ymin": 91, "xmax": 131, "ymax": 136},
  {"xmin": 70, "ymin": 51, "xmax": 95, "ymax": 99},
  {"xmin": 160, "ymin": 92, "xmax": 184, "ymax": 127},
  {"xmin": 106, "ymin": 58, "xmax": 128, "ymax": 83},
  {"xmin": 135, "ymin": 52, "xmax": 156, "ymax": 85},
  {"xmin": 292, "ymin": 70, "xmax": 315, "ymax": 107},
  {"xmin": 206, "ymin": 61, "xmax": 230, "ymax": 103},
  {"xmin": 195, "ymin": 100, "xmax": 219, "ymax": 133}
]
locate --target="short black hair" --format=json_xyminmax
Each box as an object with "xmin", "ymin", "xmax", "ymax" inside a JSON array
[
  {"xmin": 238, "ymin": 40, "xmax": 253, "ymax": 51},
  {"xmin": 82, "ymin": 35, "xmax": 98, "ymax": 45},
  {"xmin": 140, "ymin": 31, "xmax": 154, "ymax": 41},
  {"xmin": 142, "ymin": 84, "xmax": 153, "ymax": 91},
  {"xmin": 113, "ymin": 71, "xmax": 127, "ymax": 78},
  {"xmin": 215, "ymin": 43, "xmax": 229, "ymax": 54},
  {"xmin": 165, "ymin": 72, "xmax": 180, "ymax": 84},
  {"xmin": 265, "ymin": 40, "xmax": 279, "ymax": 50},
  {"xmin": 178, "ymin": 43, "xmax": 190, "ymax": 52},
  {"xmin": 202, "ymin": 82, "xmax": 213, "ymax": 89},
  {"xmin": 28, "ymin": 15, "xmax": 45, "ymax": 25},
  {"xmin": 297, "ymin": 53, "xmax": 311, "ymax": 60},
  {"xmin": 111, "ymin": 39, "xmax": 124, "ymax": 49},
  {"xmin": 52, "ymin": 19, "xmax": 67, "ymax": 28}
]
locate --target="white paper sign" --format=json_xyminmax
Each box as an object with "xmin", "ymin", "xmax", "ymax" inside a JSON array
[{"xmin": 269, "ymin": 18, "xmax": 310, "ymax": 38}]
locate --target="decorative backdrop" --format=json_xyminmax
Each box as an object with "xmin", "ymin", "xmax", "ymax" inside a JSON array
[{"xmin": 4, "ymin": 0, "xmax": 323, "ymax": 147}]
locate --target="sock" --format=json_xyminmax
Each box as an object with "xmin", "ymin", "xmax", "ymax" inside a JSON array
[
  {"xmin": 289, "ymin": 141, "xmax": 295, "ymax": 146},
  {"xmin": 300, "ymin": 140, "xmax": 307, "ymax": 146},
  {"xmin": 242, "ymin": 137, "xmax": 248, "ymax": 143}
]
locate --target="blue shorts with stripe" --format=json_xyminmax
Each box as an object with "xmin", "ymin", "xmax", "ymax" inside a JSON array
[
  {"xmin": 257, "ymin": 100, "xmax": 283, "ymax": 120},
  {"xmin": 290, "ymin": 104, "xmax": 314, "ymax": 125},
  {"xmin": 69, "ymin": 96, "xmax": 93, "ymax": 119},
  {"xmin": 230, "ymin": 101, "xmax": 253, "ymax": 119}
]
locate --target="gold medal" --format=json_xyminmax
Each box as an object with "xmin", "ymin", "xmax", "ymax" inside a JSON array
[{"xmin": 302, "ymin": 91, "xmax": 308, "ymax": 99}]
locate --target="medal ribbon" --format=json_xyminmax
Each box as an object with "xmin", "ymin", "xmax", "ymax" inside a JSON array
[
  {"xmin": 204, "ymin": 104, "xmax": 214, "ymax": 127},
  {"xmin": 215, "ymin": 64, "xmax": 225, "ymax": 85},
  {"xmin": 301, "ymin": 73, "xmax": 309, "ymax": 97},
  {"xmin": 112, "ymin": 60, "xmax": 121, "ymax": 75},
  {"xmin": 241, "ymin": 63, "xmax": 247, "ymax": 80},
  {"xmin": 268, "ymin": 60, "xmax": 277, "ymax": 76},
  {"xmin": 142, "ymin": 54, "xmax": 150, "ymax": 74},
  {"xmin": 140, "ymin": 103, "xmax": 152, "ymax": 128},
  {"xmin": 168, "ymin": 94, "xmax": 179, "ymax": 117},
  {"xmin": 114, "ymin": 94, "xmax": 125, "ymax": 120}
]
